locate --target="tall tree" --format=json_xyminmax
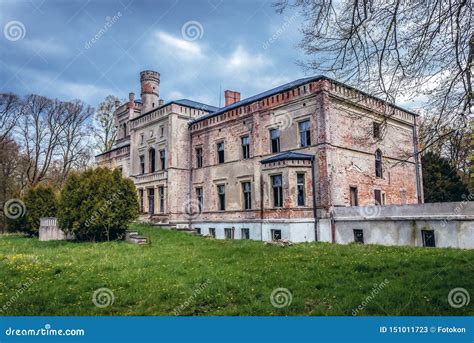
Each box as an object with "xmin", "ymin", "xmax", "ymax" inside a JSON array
[
  {"xmin": 93, "ymin": 95, "xmax": 119, "ymax": 153},
  {"xmin": 0, "ymin": 93, "xmax": 23, "ymax": 144},
  {"xmin": 275, "ymin": 0, "xmax": 472, "ymax": 147},
  {"xmin": 422, "ymin": 152, "xmax": 469, "ymax": 203}
]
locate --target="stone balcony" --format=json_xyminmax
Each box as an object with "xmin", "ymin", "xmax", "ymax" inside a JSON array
[{"xmin": 130, "ymin": 171, "xmax": 168, "ymax": 184}]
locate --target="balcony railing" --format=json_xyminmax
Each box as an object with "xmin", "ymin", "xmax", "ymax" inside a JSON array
[{"xmin": 130, "ymin": 171, "xmax": 167, "ymax": 184}]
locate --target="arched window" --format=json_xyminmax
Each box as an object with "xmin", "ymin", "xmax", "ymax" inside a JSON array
[
  {"xmin": 149, "ymin": 148, "xmax": 156, "ymax": 173},
  {"xmin": 375, "ymin": 149, "xmax": 383, "ymax": 178}
]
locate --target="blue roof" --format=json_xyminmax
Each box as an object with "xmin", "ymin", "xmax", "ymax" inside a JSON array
[
  {"xmin": 189, "ymin": 75, "xmax": 418, "ymax": 126},
  {"xmin": 260, "ymin": 151, "xmax": 315, "ymax": 164},
  {"xmin": 174, "ymin": 99, "xmax": 219, "ymax": 113}
]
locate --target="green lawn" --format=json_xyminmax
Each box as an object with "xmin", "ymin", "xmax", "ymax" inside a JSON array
[{"xmin": 0, "ymin": 224, "xmax": 473, "ymax": 316}]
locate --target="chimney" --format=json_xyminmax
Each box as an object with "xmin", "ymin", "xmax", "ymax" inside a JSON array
[
  {"xmin": 140, "ymin": 70, "xmax": 160, "ymax": 114},
  {"xmin": 129, "ymin": 92, "xmax": 135, "ymax": 117},
  {"xmin": 224, "ymin": 90, "xmax": 241, "ymax": 107}
]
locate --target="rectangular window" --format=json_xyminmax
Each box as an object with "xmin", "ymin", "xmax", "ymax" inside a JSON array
[
  {"xmin": 373, "ymin": 122, "xmax": 381, "ymax": 138},
  {"xmin": 209, "ymin": 228, "xmax": 216, "ymax": 238},
  {"xmin": 148, "ymin": 188, "xmax": 155, "ymax": 215},
  {"xmin": 353, "ymin": 229, "xmax": 364, "ymax": 243},
  {"xmin": 160, "ymin": 126, "xmax": 164, "ymax": 137},
  {"xmin": 271, "ymin": 229, "xmax": 282, "ymax": 241},
  {"xmin": 149, "ymin": 149, "xmax": 156, "ymax": 173},
  {"xmin": 140, "ymin": 133, "xmax": 144, "ymax": 144},
  {"xmin": 270, "ymin": 129, "xmax": 280, "ymax": 153},
  {"xmin": 241, "ymin": 136, "xmax": 250, "ymax": 159},
  {"xmin": 241, "ymin": 228, "xmax": 250, "ymax": 240},
  {"xmin": 217, "ymin": 142, "xmax": 225, "ymax": 164},
  {"xmin": 196, "ymin": 187, "xmax": 203, "ymax": 212},
  {"xmin": 242, "ymin": 182, "xmax": 252, "ymax": 210},
  {"xmin": 297, "ymin": 173, "xmax": 305, "ymax": 206},
  {"xmin": 299, "ymin": 120, "xmax": 311, "ymax": 147},
  {"xmin": 422, "ymin": 230, "xmax": 436, "ymax": 247},
  {"xmin": 224, "ymin": 228, "xmax": 234, "ymax": 240},
  {"xmin": 139, "ymin": 155, "xmax": 145, "ymax": 174},
  {"xmin": 158, "ymin": 186, "xmax": 164, "ymax": 213},
  {"xmin": 217, "ymin": 184, "xmax": 225, "ymax": 211},
  {"xmin": 374, "ymin": 189, "xmax": 382, "ymax": 205},
  {"xmin": 271, "ymin": 175, "xmax": 283, "ymax": 207},
  {"xmin": 350, "ymin": 187, "xmax": 359, "ymax": 206},
  {"xmin": 159, "ymin": 150, "xmax": 166, "ymax": 170},
  {"xmin": 195, "ymin": 147, "xmax": 203, "ymax": 168},
  {"xmin": 139, "ymin": 189, "xmax": 144, "ymax": 213},
  {"xmin": 195, "ymin": 228, "xmax": 201, "ymax": 235}
]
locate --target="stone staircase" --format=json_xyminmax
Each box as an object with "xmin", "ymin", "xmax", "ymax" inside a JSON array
[{"xmin": 125, "ymin": 230, "xmax": 150, "ymax": 245}]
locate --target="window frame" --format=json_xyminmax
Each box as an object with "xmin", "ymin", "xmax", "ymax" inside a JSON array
[
  {"xmin": 375, "ymin": 149, "xmax": 383, "ymax": 178},
  {"xmin": 298, "ymin": 120, "xmax": 311, "ymax": 147},
  {"xmin": 241, "ymin": 228, "xmax": 250, "ymax": 240},
  {"xmin": 217, "ymin": 184, "xmax": 226, "ymax": 211},
  {"xmin": 139, "ymin": 155, "xmax": 145, "ymax": 174},
  {"xmin": 297, "ymin": 173, "xmax": 305, "ymax": 206},
  {"xmin": 353, "ymin": 229, "xmax": 364, "ymax": 244},
  {"xmin": 270, "ymin": 128, "xmax": 280, "ymax": 153},
  {"xmin": 209, "ymin": 228, "xmax": 216, "ymax": 238},
  {"xmin": 159, "ymin": 149, "xmax": 166, "ymax": 170},
  {"xmin": 196, "ymin": 187, "xmax": 203, "ymax": 212},
  {"xmin": 373, "ymin": 122, "xmax": 381, "ymax": 139},
  {"xmin": 241, "ymin": 135, "xmax": 250, "ymax": 159},
  {"xmin": 242, "ymin": 181, "xmax": 252, "ymax": 210},
  {"xmin": 158, "ymin": 186, "xmax": 165, "ymax": 213},
  {"xmin": 195, "ymin": 147, "xmax": 203, "ymax": 168},
  {"xmin": 224, "ymin": 228, "xmax": 235, "ymax": 240},
  {"xmin": 149, "ymin": 148, "xmax": 156, "ymax": 173},
  {"xmin": 349, "ymin": 186, "xmax": 359, "ymax": 206},
  {"xmin": 422, "ymin": 230, "xmax": 436, "ymax": 247},
  {"xmin": 217, "ymin": 141, "xmax": 225, "ymax": 164},
  {"xmin": 271, "ymin": 229, "xmax": 282, "ymax": 241},
  {"xmin": 271, "ymin": 174, "xmax": 283, "ymax": 208}
]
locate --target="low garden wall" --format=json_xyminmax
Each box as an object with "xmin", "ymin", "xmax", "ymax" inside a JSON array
[
  {"xmin": 318, "ymin": 202, "xmax": 474, "ymax": 249},
  {"xmin": 39, "ymin": 217, "xmax": 72, "ymax": 241}
]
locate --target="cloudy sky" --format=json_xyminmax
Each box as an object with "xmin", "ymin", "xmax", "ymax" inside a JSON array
[{"xmin": 0, "ymin": 0, "xmax": 310, "ymax": 108}]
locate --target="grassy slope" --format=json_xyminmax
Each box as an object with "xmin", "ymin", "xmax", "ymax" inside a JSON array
[{"xmin": 0, "ymin": 224, "xmax": 473, "ymax": 316}]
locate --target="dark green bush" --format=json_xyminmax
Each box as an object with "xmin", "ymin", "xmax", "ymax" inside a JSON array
[
  {"xmin": 15, "ymin": 185, "xmax": 58, "ymax": 236},
  {"xmin": 58, "ymin": 168, "xmax": 139, "ymax": 241}
]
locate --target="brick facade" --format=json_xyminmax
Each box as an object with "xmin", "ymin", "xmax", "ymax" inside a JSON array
[{"xmin": 96, "ymin": 71, "xmax": 423, "ymax": 241}]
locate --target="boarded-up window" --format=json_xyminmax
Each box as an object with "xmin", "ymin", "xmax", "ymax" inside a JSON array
[
  {"xmin": 422, "ymin": 230, "xmax": 435, "ymax": 247},
  {"xmin": 350, "ymin": 187, "xmax": 358, "ymax": 206}
]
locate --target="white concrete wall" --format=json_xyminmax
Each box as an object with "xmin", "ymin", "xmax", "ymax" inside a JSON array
[
  {"xmin": 323, "ymin": 202, "xmax": 474, "ymax": 249},
  {"xmin": 191, "ymin": 220, "xmax": 315, "ymax": 242}
]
